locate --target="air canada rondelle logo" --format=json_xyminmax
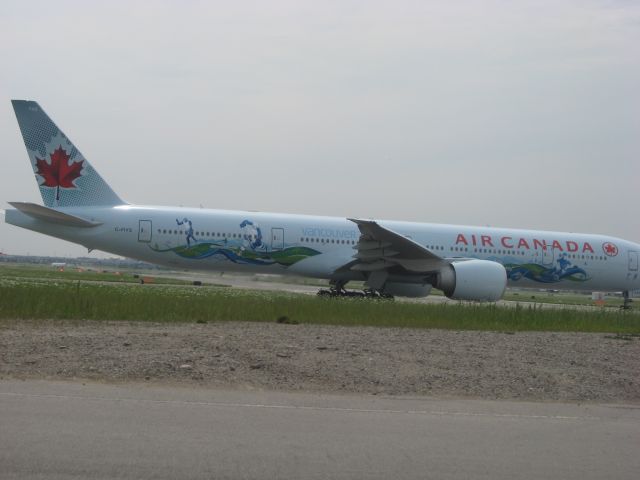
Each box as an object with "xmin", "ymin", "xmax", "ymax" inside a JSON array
[{"xmin": 602, "ymin": 242, "xmax": 618, "ymax": 257}]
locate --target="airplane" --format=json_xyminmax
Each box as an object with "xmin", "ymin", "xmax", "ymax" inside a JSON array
[{"xmin": 4, "ymin": 100, "xmax": 640, "ymax": 307}]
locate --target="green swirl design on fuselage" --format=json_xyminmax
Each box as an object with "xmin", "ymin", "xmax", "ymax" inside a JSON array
[
  {"xmin": 505, "ymin": 262, "xmax": 589, "ymax": 283},
  {"xmin": 150, "ymin": 242, "xmax": 320, "ymax": 267}
]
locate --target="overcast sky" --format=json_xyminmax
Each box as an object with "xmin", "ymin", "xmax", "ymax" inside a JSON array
[{"xmin": 1, "ymin": 0, "xmax": 638, "ymax": 257}]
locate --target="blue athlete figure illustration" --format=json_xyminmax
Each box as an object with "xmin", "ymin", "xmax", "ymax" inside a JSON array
[
  {"xmin": 551, "ymin": 253, "xmax": 588, "ymax": 282},
  {"xmin": 555, "ymin": 254, "xmax": 571, "ymax": 275},
  {"xmin": 176, "ymin": 218, "xmax": 197, "ymax": 247},
  {"xmin": 239, "ymin": 220, "xmax": 264, "ymax": 250}
]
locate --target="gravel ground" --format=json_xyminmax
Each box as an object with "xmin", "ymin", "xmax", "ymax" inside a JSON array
[{"xmin": 1, "ymin": 320, "xmax": 639, "ymax": 403}]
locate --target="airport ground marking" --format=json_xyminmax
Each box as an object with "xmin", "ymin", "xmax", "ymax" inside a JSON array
[{"xmin": 0, "ymin": 390, "xmax": 599, "ymax": 421}]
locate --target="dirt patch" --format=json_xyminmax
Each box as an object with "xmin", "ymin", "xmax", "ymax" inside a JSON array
[{"xmin": 1, "ymin": 320, "xmax": 639, "ymax": 403}]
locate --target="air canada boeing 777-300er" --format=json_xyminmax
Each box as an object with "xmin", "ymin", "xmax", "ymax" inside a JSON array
[{"xmin": 4, "ymin": 100, "xmax": 640, "ymax": 307}]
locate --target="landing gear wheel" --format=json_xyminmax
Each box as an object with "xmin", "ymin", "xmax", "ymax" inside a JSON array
[
  {"xmin": 343, "ymin": 290, "xmax": 365, "ymax": 298},
  {"xmin": 361, "ymin": 289, "xmax": 395, "ymax": 300},
  {"xmin": 317, "ymin": 283, "xmax": 394, "ymax": 300}
]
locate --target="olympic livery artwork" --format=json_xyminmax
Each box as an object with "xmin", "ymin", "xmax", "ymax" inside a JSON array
[
  {"xmin": 150, "ymin": 218, "xmax": 321, "ymax": 267},
  {"xmin": 505, "ymin": 256, "xmax": 589, "ymax": 284}
]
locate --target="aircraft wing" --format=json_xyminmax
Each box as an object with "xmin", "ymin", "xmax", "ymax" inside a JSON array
[{"xmin": 344, "ymin": 218, "xmax": 447, "ymax": 274}]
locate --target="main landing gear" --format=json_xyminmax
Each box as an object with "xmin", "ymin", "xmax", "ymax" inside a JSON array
[
  {"xmin": 317, "ymin": 281, "xmax": 394, "ymax": 300},
  {"xmin": 622, "ymin": 291, "xmax": 633, "ymax": 310}
]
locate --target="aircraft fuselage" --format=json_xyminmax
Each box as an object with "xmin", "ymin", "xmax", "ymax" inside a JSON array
[{"xmin": 6, "ymin": 204, "xmax": 640, "ymax": 293}]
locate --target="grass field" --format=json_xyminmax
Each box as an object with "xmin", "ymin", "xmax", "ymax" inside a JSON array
[
  {"xmin": 0, "ymin": 264, "xmax": 204, "ymax": 286},
  {"xmin": 502, "ymin": 290, "xmax": 626, "ymax": 307},
  {"xmin": 1, "ymin": 278, "xmax": 638, "ymax": 334}
]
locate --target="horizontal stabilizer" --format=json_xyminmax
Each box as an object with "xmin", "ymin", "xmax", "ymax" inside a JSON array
[{"xmin": 8, "ymin": 202, "xmax": 102, "ymax": 228}]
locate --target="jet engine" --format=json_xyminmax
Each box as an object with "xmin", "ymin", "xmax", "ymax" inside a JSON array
[{"xmin": 435, "ymin": 259, "xmax": 507, "ymax": 301}]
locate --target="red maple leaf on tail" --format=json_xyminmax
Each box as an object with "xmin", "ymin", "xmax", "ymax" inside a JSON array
[{"xmin": 35, "ymin": 146, "xmax": 84, "ymax": 201}]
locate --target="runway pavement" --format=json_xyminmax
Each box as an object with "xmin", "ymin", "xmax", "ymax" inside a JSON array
[{"xmin": 1, "ymin": 380, "xmax": 638, "ymax": 479}]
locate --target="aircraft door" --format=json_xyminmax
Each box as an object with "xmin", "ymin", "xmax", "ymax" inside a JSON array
[
  {"xmin": 138, "ymin": 220, "xmax": 152, "ymax": 243},
  {"xmin": 271, "ymin": 228, "xmax": 284, "ymax": 251},
  {"xmin": 629, "ymin": 251, "xmax": 639, "ymax": 272}
]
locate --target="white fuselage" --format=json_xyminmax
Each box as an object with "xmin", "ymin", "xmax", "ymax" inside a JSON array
[{"xmin": 6, "ymin": 204, "xmax": 640, "ymax": 293}]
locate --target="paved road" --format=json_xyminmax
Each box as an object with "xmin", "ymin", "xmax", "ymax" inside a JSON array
[{"xmin": 1, "ymin": 381, "xmax": 638, "ymax": 480}]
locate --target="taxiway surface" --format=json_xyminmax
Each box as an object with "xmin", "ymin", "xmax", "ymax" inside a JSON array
[{"xmin": 1, "ymin": 380, "xmax": 638, "ymax": 479}]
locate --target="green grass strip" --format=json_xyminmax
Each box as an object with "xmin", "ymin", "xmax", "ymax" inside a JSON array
[
  {"xmin": 1, "ymin": 281, "xmax": 638, "ymax": 333},
  {"xmin": 0, "ymin": 265, "xmax": 197, "ymax": 285}
]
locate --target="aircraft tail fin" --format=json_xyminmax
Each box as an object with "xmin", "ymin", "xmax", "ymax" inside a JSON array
[{"xmin": 11, "ymin": 100, "xmax": 125, "ymax": 208}]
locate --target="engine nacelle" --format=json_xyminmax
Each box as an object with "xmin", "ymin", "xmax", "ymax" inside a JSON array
[
  {"xmin": 383, "ymin": 282, "xmax": 432, "ymax": 298},
  {"xmin": 436, "ymin": 260, "xmax": 506, "ymax": 302}
]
